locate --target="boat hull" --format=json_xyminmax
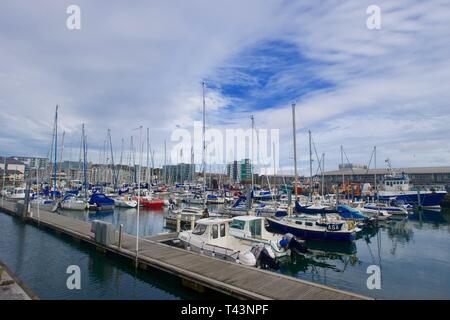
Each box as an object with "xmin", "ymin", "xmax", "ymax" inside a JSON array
[
  {"xmin": 266, "ymin": 218, "xmax": 356, "ymax": 242},
  {"xmin": 377, "ymin": 191, "xmax": 447, "ymax": 208}
]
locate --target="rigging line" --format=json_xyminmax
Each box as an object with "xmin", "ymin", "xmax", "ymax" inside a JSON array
[
  {"xmin": 342, "ymin": 146, "xmax": 355, "ymax": 175},
  {"xmin": 366, "ymin": 147, "xmax": 375, "ymax": 174},
  {"xmin": 311, "ymin": 135, "xmax": 323, "ymax": 175}
]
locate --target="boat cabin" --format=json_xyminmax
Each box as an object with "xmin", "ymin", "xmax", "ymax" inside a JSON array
[
  {"xmin": 228, "ymin": 216, "xmax": 270, "ymax": 240},
  {"xmin": 191, "ymin": 218, "xmax": 233, "ymax": 244},
  {"xmin": 383, "ymin": 174, "xmax": 410, "ymax": 191}
]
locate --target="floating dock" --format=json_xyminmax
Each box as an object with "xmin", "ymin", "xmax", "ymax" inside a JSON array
[
  {"xmin": 0, "ymin": 260, "xmax": 37, "ymax": 300},
  {"xmin": 0, "ymin": 199, "xmax": 370, "ymax": 300}
]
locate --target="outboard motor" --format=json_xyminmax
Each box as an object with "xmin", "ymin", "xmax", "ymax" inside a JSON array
[
  {"xmin": 281, "ymin": 233, "xmax": 310, "ymax": 254},
  {"xmin": 251, "ymin": 244, "xmax": 279, "ymax": 270}
]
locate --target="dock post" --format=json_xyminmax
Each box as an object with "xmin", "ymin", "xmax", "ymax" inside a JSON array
[
  {"xmin": 190, "ymin": 214, "xmax": 195, "ymax": 231},
  {"xmin": 23, "ymin": 179, "xmax": 31, "ymax": 219},
  {"xmin": 118, "ymin": 224, "xmax": 123, "ymax": 249},
  {"xmin": 176, "ymin": 214, "xmax": 181, "ymax": 232}
]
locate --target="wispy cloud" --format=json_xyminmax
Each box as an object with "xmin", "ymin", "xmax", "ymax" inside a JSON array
[{"xmin": 0, "ymin": 0, "xmax": 449, "ymax": 174}]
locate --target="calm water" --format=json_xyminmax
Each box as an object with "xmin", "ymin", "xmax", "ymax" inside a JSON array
[
  {"xmin": 2, "ymin": 206, "xmax": 450, "ymax": 299},
  {"xmin": 0, "ymin": 210, "xmax": 227, "ymax": 300}
]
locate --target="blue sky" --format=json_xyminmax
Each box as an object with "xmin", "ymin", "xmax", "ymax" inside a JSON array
[{"xmin": 1, "ymin": 0, "xmax": 450, "ymax": 175}]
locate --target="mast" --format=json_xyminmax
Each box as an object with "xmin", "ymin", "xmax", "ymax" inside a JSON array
[
  {"xmin": 118, "ymin": 138, "xmax": 124, "ymax": 185},
  {"xmin": 146, "ymin": 127, "xmax": 150, "ymax": 185},
  {"xmin": 131, "ymin": 136, "xmax": 135, "ymax": 184},
  {"xmin": 309, "ymin": 129, "xmax": 313, "ymax": 197},
  {"xmin": 321, "ymin": 153, "xmax": 325, "ymax": 196},
  {"xmin": 292, "ymin": 103, "xmax": 298, "ymax": 205},
  {"xmin": 107, "ymin": 129, "xmax": 116, "ymax": 190},
  {"xmin": 190, "ymin": 146, "xmax": 194, "ymax": 183},
  {"xmin": 58, "ymin": 131, "xmax": 65, "ymax": 190},
  {"xmin": 53, "ymin": 105, "xmax": 58, "ymax": 199},
  {"xmin": 374, "ymin": 146, "xmax": 377, "ymax": 202},
  {"xmin": 164, "ymin": 140, "xmax": 167, "ymax": 184},
  {"xmin": 82, "ymin": 124, "xmax": 88, "ymax": 199},
  {"xmin": 2, "ymin": 156, "xmax": 6, "ymax": 207},
  {"xmin": 273, "ymin": 141, "xmax": 276, "ymax": 195},
  {"xmin": 151, "ymin": 149, "xmax": 155, "ymax": 185},
  {"xmin": 251, "ymin": 115, "xmax": 255, "ymax": 191},
  {"xmin": 135, "ymin": 126, "xmax": 143, "ymax": 264},
  {"xmin": 202, "ymin": 82, "xmax": 207, "ymax": 209},
  {"xmin": 340, "ymin": 145, "xmax": 344, "ymax": 203}
]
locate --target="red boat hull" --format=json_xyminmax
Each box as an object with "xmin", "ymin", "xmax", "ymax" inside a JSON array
[{"xmin": 141, "ymin": 198, "xmax": 165, "ymax": 208}]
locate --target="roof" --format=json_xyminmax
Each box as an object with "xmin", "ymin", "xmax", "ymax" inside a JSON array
[
  {"xmin": 196, "ymin": 217, "xmax": 233, "ymax": 225},
  {"xmin": 233, "ymin": 216, "xmax": 263, "ymax": 221},
  {"xmin": 0, "ymin": 158, "xmax": 26, "ymax": 165},
  {"xmin": 323, "ymin": 166, "xmax": 450, "ymax": 176}
]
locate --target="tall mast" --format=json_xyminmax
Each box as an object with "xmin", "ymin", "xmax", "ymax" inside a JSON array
[
  {"xmin": 164, "ymin": 139, "xmax": 167, "ymax": 184},
  {"xmin": 107, "ymin": 129, "xmax": 116, "ymax": 190},
  {"xmin": 82, "ymin": 124, "xmax": 88, "ymax": 199},
  {"xmin": 53, "ymin": 105, "xmax": 58, "ymax": 199},
  {"xmin": 58, "ymin": 131, "xmax": 65, "ymax": 189},
  {"xmin": 321, "ymin": 153, "xmax": 325, "ymax": 196},
  {"xmin": 309, "ymin": 129, "xmax": 313, "ymax": 198},
  {"xmin": 202, "ymin": 82, "xmax": 207, "ymax": 209},
  {"xmin": 292, "ymin": 103, "xmax": 298, "ymax": 203},
  {"xmin": 340, "ymin": 145, "xmax": 344, "ymax": 202},
  {"xmin": 146, "ymin": 127, "xmax": 150, "ymax": 185},
  {"xmin": 135, "ymin": 126, "xmax": 143, "ymax": 264},
  {"xmin": 131, "ymin": 136, "xmax": 135, "ymax": 184},
  {"xmin": 118, "ymin": 138, "xmax": 124, "ymax": 185},
  {"xmin": 190, "ymin": 146, "xmax": 194, "ymax": 183},
  {"xmin": 374, "ymin": 146, "xmax": 377, "ymax": 201},
  {"xmin": 251, "ymin": 115, "xmax": 255, "ymax": 191},
  {"xmin": 151, "ymin": 149, "xmax": 155, "ymax": 185}
]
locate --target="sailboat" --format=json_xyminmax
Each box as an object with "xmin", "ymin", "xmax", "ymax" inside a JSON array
[
  {"xmin": 61, "ymin": 124, "xmax": 90, "ymax": 211},
  {"xmin": 266, "ymin": 103, "xmax": 359, "ymax": 242}
]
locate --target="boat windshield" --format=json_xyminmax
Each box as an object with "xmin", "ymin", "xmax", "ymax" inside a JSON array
[
  {"xmin": 229, "ymin": 220, "xmax": 245, "ymax": 230},
  {"xmin": 192, "ymin": 224, "xmax": 207, "ymax": 235}
]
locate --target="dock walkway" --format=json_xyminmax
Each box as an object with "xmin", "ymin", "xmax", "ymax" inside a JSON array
[{"xmin": 0, "ymin": 200, "xmax": 370, "ymax": 300}]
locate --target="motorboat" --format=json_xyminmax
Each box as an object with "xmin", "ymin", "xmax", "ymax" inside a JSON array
[
  {"xmin": 114, "ymin": 195, "xmax": 137, "ymax": 208},
  {"xmin": 178, "ymin": 217, "xmax": 280, "ymax": 268},
  {"xmin": 228, "ymin": 216, "xmax": 308, "ymax": 257},
  {"xmin": 361, "ymin": 202, "xmax": 408, "ymax": 215},
  {"xmin": 6, "ymin": 187, "xmax": 26, "ymax": 200}
]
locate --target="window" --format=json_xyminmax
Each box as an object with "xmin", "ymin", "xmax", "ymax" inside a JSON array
[
  {"xmin": 192, "ymin": 224, "xmax": 207, "ymax": 235},
  {"xmin": 305, "ymin": 222, "xmax": 313, "ymax": 227},
  {"xmin": 229, "ymin": 220, "xmax": 245, "ymax": 230},
  {"xmin": 249, "ymin": 220, "xmax": 261, "ymax": 237},
  {"xmin": 220, "ymin": 224, "xmax": 225, "ymax": 237},
  {"xmin": 212, "ymin": 225, "xmax": 218, "ymax": 239}
]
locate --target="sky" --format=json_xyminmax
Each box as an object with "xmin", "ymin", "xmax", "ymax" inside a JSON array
[{"xmin": 1, "ymin": 0, "xmax": 450, "ymax": 176}]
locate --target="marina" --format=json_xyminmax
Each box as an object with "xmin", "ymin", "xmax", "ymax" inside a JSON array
[
  {"xmin": 1, "ymin": 196, "xmax": 449, "ymax": 300},
  {"xmin": 1, "ymin": 1, "xmax": 450, "ymax": 304},
  {"xmin": 0, "ymin": 200, "xmax": 368, "ymax": 300}
]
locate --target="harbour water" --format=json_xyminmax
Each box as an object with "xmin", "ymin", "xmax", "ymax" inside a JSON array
[
  {"xmin": 0, "ymin": 210, "xmax": 227, "ymax": 300},
  {"xmin": 1, "ymin": 206, "xmax": 450, "ymax": 299}
]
